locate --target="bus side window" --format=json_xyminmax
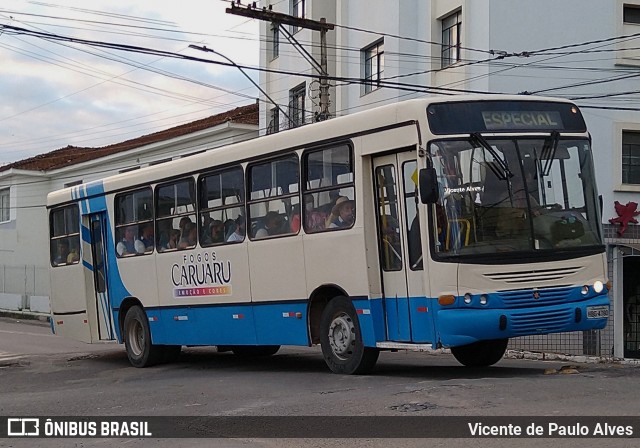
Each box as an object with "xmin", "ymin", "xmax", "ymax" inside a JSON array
[
  {"xmin": 114, "ymin": 188, "xmax": 153, "ymax": 257},
  {"xmin": 302, "ymin": 143, "xmax": 354, "ymax": 233},
  {"xmin": 156, "ymin": 178, "xmax": 196, "ymax": 252},
  {"xmin": 248, "ymin": 154, "xmax": 300, "ymax": 240},
  {"xmin": 50, "ymin": 204, "xmax": 80, "ymax": 267},
  {"xmin": 198, "ymin": 166, "xmax": 246, "ymax": 246}
]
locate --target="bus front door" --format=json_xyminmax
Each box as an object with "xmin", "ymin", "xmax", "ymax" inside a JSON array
[
  {"xmin": 373, "ymin": 152, "xmax": 434, "ymax": 343},
  {"xmin": 89, "ymin": 213, "xmax": 116, "ymax": 340}
]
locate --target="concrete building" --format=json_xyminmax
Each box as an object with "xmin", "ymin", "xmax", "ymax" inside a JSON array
[
  {"xmin": 257, "ymin": 0, "xmax": 640, "ymax": 358},
  {"xmin": 0, "ymin": 103, "xmax": 259, "ymax": 314}
]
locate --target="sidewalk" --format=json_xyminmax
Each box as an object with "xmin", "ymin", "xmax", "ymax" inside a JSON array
[{"xmin": 0, "ymin": 308, "xmax": 50, "ymax": 322}]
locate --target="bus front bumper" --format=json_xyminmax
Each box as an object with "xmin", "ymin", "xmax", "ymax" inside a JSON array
[{"xmin": 436, "ymin": 294, "xmax": 610, "ymax": 348}]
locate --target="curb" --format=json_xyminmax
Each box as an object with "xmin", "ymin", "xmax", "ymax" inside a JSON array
[
  {"xmin": 505, "ymin": 349, "xmax": 640, "ymax": 366},
  {"xmin": 0, "ymin": 309, "xmax": 50, "ymax": 323}
]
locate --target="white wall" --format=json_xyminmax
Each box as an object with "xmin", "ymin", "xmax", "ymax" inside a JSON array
[{"xmin": 0, "ymin": 122, "xmax": 258, "ymax": 302}]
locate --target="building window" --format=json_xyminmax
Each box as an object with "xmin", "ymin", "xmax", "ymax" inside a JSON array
[
  {"xmin": 623, "ymin": 131, "xmax": 640, "ymax": 184},
  {"xmin": 49, "ymin": 205, "xmax": 80, "ymax": 267},
  {"xmin": 289, "ymin": 83, "xmax": 306, "ymax": 128},
  {"xmin": 363, "ymin": 40, "xmax": 384, "ymax": 95},
  {"xmin": 248, "ymin": 154, "xmax": 300, "ymax": 239},
  {"xmin": 199, "ymin": 166, "xmax": 245, "ymax": 245},
  {"xmin": 114, "ymin": 187, "xmax": 154, "ymax": 257},
  {"xmin": 270, "ymin": 22, "xmax": 280, "ymax": 60},
  {"xmin": 0, "ymin": 188, "xmax": 10, "ymax": 223},
  {"xmin": 441, "ymin": 10, "xmax": 461, "ymax": 68},
  {"xmin": 64, "ymin": 180, "xmax": 82, "ymax": 188},
  {"xmin": 149, "ymin": 158, "xmax": 172, "ymax": 166},
  {"xmin": 119, "ymin": 166, "xmax": 140, "ymax": 174},
  {"xmin": 268, "ymin": 107, "xmax": 280, "ymax": 134},
  {"xmin": 624, "ymin": 5, "xmax": 640, "ymax": 24},
  {"xmin": 291, "ymin": 0, "xmax": 305, "ymax": 33}
]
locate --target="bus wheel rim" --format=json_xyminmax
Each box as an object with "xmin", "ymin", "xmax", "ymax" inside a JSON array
[
  {"xmin": 128, "ymin": 320, "xmax": 144, "ymax": 357},
  {"xmin": 328, "ymin": 313, "xmax": 355, "ymax": 360}
]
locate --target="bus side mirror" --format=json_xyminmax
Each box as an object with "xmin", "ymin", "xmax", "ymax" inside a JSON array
[{"xmin": 419, "ymin": 168, "xmax": 439, "ymax": 204}]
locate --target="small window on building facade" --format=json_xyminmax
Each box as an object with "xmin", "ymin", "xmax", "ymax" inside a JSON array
[
  {"xmin": 363, "ymin": 40, "xmax": 384, "ymax": 95},
  {"xmin": 270, "ymin": 22, "xmax": 280, "ymax": 60},
  {"xmin": 268, "ymin": 107, "xmax": 280, "ymax": 134},
  {"xmin": 248, "ymin": 154, "xmax": 300, "ymax": 239},
  {"xmin": 119, "ymin": 166, "xmax": 140, "ymax": 174},
  {"xmin": 289, "ymin": 83, "xmax": 306, "ymax": 128},
  {"xmin": 441, "ymin": 10, "xmax": 461, "ymax": 68},
  {"xmin": 156, "ymin": 178, "xmax": 197, "ymax": 252},
  {"xmin": 623, "ymin": 131, "xmax": 640, "ymax": 184},
  {"xmin": 291, "ymin": 0, "xmax": 305, "ymax": 33},
  {"xmin": 624, "ymin": 5, "xmax": 640, "ymax": 24},
  {"xmin": 0, "ymin": 188, "xmax": 9, "ymax": 223},
  {"xmin": 199, "ymin": 166, "xmax": 245, "ymax": 245},
  {"xmin": 115, "ymin": 187, "xmax": 154, "ymax": 257},
  {"xmin": 50, "ymin": 204, "xmax": 80, "ymax": 267},
  {"xmin": 64, "ymin": 180, "xmax": 83, "ymax": 188}
]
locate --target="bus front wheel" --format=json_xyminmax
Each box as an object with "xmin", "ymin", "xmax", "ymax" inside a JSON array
[
  {"xmin": 450, "ymin": 338, "xmax": 508, "ymax": 367},
  {"xmin": 123, "ymin": 305, "xmax": 163, "ymax": 368},
  {"xmin": 319, "ymin": 296, "xmax": 379, "ymax": 374}
]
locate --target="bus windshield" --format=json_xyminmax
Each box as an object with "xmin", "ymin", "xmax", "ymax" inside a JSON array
[{"xmin": 429, "ymin": 136, "xmax": 602, "ymax": 258}]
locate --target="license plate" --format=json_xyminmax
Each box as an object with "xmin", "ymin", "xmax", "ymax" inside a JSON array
[{"xmin": 587, "ymin": 305, "xmax": 609, "ymax": 319}]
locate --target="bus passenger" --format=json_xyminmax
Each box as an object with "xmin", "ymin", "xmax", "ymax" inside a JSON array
[
  {"xmin": 327, "ymin": 196, "xmax": 354, "ymax": 228},
  {"xmin": 227, "ymin": 215, "xmax": 246, "ymax": 243},
  {"xmin": 53, "ymin": 240, "xmax": 70, "ymax": 265},
  {"xmin": 163, "ymin": 229, "xmax": 180, "ymax": 250},
  {"xmin": 254, "ymin": 211, "xmax": 281, "ymax": 238},
  {"xmin": 203, "ymin": 220, "xmax": 224, "ymax": 245},
  {"xmin": 117, "ymin": 225, "xmax": 144, "ymax": 256},
  {"xmin": 304, "ymin": 195, "xmax": 325, "ymax": 232},
  {"xmin": 139, "ymin": 223, "xmax": 154, "ymax": 252},
  {"xmin": 178, "ymin": 222, "xmax": 197, "ymax": 249}
]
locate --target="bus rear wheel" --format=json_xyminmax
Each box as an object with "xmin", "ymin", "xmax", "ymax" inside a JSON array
[
  {"xmin": 319, "ymin": 296, "xmax": 379, "ymax": 375},
  {"xmin": 450, "ymin": 338, "xmax": 508, "ymax": 367},
  {"xmin": 123, "ymin": 305, "xmax": 163, "ymax": 368}
]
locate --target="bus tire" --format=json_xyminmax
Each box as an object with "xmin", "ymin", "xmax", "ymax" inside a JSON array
[
  {"xmin": 319, "ymin": 296, "xmax": 379, "ymax": 375},
  {"xmin": 231, "ymin": 345, "xmax": 280, "ymax": 357},
  {"xmin": 123, "ymin": 305, "xmax": 163, "ymax": 368},
  {"xmin": 451, "ymin": 338, "xmax": 508, "ymax": 367}
]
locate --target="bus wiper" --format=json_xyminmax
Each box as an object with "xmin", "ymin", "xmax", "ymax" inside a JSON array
[
  {"xmin": 541, "ymin": 131, "xmax": 560, "ymax": 176},
  {"xmin": 470, "ymin": 133, "xmax": 513, "ymax": 179}
]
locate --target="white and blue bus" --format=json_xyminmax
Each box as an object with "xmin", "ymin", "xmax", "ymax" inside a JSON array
[{"xmin": 47, "ymin": 95, "xmax": 609, "ymax": 374}]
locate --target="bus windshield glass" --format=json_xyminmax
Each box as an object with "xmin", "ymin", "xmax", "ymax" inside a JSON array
[{"xmin": 429, "ymin": 136, "xmax": 602, "ymax": 258}]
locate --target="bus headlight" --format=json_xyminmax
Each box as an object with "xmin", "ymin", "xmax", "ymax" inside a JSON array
[
  {"xmin": 593, "ymin": 281, "xmax": 604, "ymax": 293},
  {"xmin": 464, "ymin": 293, "xmax": 472, "ymax": 304},
  {"xmin": 480, "ymin": 295, "xmax": 488, "ymax": 305},
  {"xmin": 581, "ymin": 285, "xmax": 589, "ymax": 295}
]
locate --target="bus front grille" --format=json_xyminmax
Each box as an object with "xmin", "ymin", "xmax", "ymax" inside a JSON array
[
  {"xmin": 483, "ymin": 266, "xmax": 582, "ymax": 284},
  {"xmin": 509, "ymin": 308, "xmax": 574, "ymax": 336},
  {"xmin": 497, "ymin": 286, "xmax": 573, "ymax": 308}
]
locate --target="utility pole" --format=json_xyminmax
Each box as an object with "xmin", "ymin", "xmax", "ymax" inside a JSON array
[{"xmin": 226, "ymin": 2, "xmax": 334, "ymax": 122}]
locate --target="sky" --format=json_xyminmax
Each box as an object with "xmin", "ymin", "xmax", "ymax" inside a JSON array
[{"xmin": 0, "ymin": 0, "xmax": 260, "ymax": 165}]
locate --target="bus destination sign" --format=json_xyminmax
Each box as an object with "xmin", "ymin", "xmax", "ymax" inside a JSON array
[
  {"xmin": 481, "ymin": 111, "xmax": 563, "ymax": 131},
  {"xmin": 426, "ymin": 101, "xmax": 587, "ymax": 134}
]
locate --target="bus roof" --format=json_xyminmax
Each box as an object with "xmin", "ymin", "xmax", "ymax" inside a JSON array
[{"xmin": 47, "ymin": 94, "xmax": 578, "ymax": 208}]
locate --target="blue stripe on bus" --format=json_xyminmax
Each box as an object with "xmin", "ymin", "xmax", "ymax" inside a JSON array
[
  {"xmin": 82, "ymin": 259, "xmax": 93, "ymax": 271},
  {"xmin": 77, "ymin": 180, "xmax": 131, "ymax": 341},
  {"xmin": 81, "ymin": 224, "xmax": 91, "ymax": 244}
]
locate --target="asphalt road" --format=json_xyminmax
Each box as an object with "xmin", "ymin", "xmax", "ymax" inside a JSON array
[{"xmin": 1, "ymin": 317, "xmax": 639, "ymax": 448}]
